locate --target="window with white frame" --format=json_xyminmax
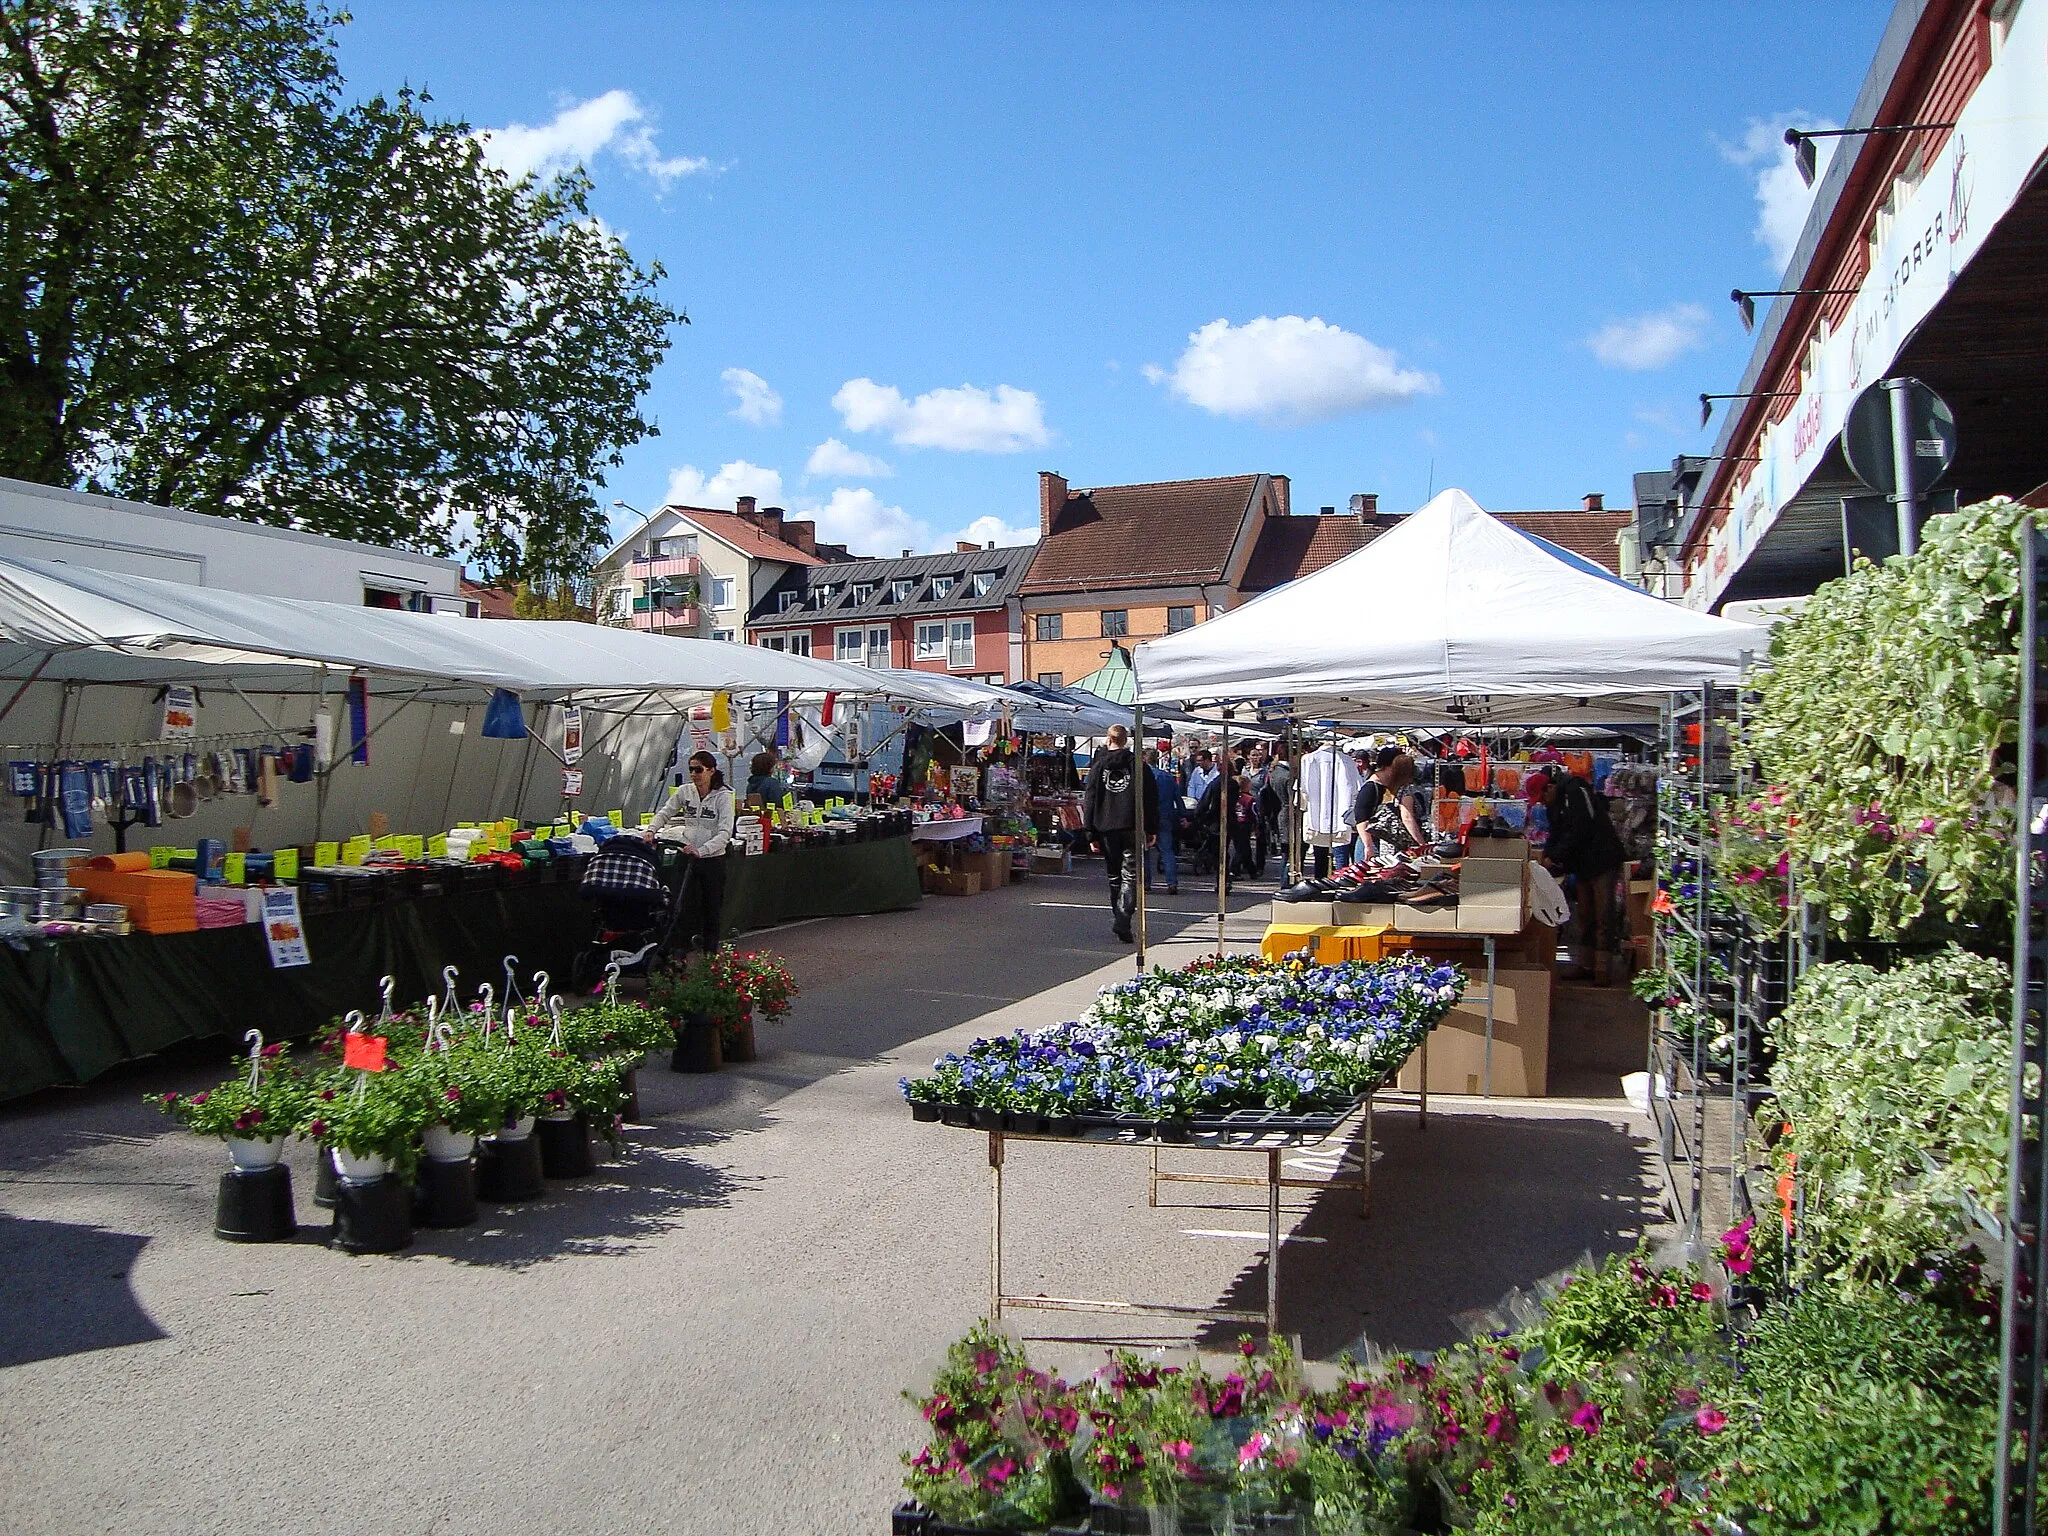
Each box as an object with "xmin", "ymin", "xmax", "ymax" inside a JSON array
[
  {"xmin": 812, "ymin": 584, "xmax": 836, "ymax": 609},
  {"xmin": 711, "ymin": 575, "xmax": 737, "ymax": 610},
  {"xmin": 657, "ymin": 534, "xmax": 698, "ymax": 559},
  {"xmin": 931, "ymin": 574, "xmax": 955, "ymax": 599},
  {"xmin": 947, "ymin": 618, "xmax": 975, "ymax": 670},
  {"xmin": 763, "ymin": 635, "xmax": 785, "ymax": 651},
  {"xmin": 914, "ymin": 621, "xmax": 947, "ymax": 660},
  {"xmin": 866, "ymin": 626, "xmax": 890, "ymax": 667},
  {"xmin": 971, "ymin": 571, "xmax": 997, "ymax": 598},
  {"xmin": 713, "ymin": 628, "xmax": 735, "ymax": 642},
  {"xmin": 835, "ymin": 628, "xmax": 864, "ymax": 663},
  {"xmin": 787, "ymin": 634, "xmax": 810, "ymax": 656},
  {"xmin": 777, "ymin": 590, "xmax": 799, "ymax": 613},
  {"xmin": 891, "ymin": 578, "xmax": 915, "ymax": 602},
  {"xmin": 853, "ymin": 582, "xmax": 875, "ymax": 604}
]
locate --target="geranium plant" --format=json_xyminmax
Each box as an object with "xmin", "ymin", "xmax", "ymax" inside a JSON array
[
  {"xmin": 155, "ymin": 1042, "xmax": 310, "ymax": 1142},
  {"xmin": 301, "ymin": 1065, "xmax": 433, "ymax": 1178}
]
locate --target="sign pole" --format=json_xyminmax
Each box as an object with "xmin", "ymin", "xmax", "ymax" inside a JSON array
[{"xmin": 1884, "ymin": 376, "xmax": 1920, "ymax": 557}]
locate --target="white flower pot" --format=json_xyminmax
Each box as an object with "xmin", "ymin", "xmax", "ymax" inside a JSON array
[
  {"xmin": 539, "ymin": 1109, "xmax": 576, "ymax": 1123},
  {"xmin": 423, "ymin": 1124, "xmax": 475, "ymax": 1162},
  {"xmin": 333, "ymin": 1148, "xmax": 392, "ymax": 1182},
  {"xmin": 489, "ymin": 1115, "xmax": 536, "ymax": 1143},
  {"xmin": 225, "ymin": 1136, "xmax": 285, "ymax": 1171}
]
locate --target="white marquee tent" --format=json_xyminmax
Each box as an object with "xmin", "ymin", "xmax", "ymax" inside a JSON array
[{"xmin": 1134, "ymin": 489, "xmax": 1759, "ymax": 725}]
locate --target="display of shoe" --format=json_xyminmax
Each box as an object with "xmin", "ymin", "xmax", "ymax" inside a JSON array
[{"xmin": 1276, "ymin": 881, "xmax": 1328, "ymax": 901}]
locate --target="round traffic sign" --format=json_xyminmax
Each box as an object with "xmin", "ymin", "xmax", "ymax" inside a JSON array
[{"xmin": 1841, "ymin": 377, "xmax": 1957, "ymax": 495}]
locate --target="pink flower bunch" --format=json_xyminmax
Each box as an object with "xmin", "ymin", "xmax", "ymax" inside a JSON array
[
  {"xmin": 1695, "ymin": 1406, "xmax": 1728, "ymax": 1435},
  {"xmin": 232, "ymin": 1108, "xmax": 264, "ymax": 1132},
  {"xmin": 1720, "ymin": 1215, "xmax": 1757, "ymax": 1277}
]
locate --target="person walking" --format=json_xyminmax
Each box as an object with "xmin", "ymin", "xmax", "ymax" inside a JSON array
[
  {"xmin": 1083, "ymin": 725, "xmax": 1160, "ymax": 942},
  {"xmin": 1144, "ymin": 745, "xmax": 1180, "ymax": 895},
  {"xmin": 1524, "ymin": 768, "xmax": 1625, "ymax": 984},
  {"xmin": 1186, "ymin": 747, "xmax": 1218, "ymax": 806},
  {"xmin": 645, "ymin": 750, "xmax": 737, "ymax": 954}
]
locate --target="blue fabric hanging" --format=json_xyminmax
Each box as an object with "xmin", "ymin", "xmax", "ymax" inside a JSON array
[
  {"xmin": 347, "ymin": 673, "xmax": 370, "ymax": 764},
  {"xmin": 482, "ymin": 688, "xmax": 527, "ymax": 740}
]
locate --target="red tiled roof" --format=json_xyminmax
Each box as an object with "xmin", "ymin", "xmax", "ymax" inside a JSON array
[
  {"xmin": 1021, "ymin": 474, "xmax": 1261, "ymax": 594},
  {"xmin": 1243, "ymin": 508, "xmax": 1630, "ymax": 591},
  {"xmin": 1241, "ymin": 514, "xmax": 1368, "ymax": 592},
  {"xmin": 460, "ymin": 577, "xmax": 521, "ymax": 619},
  {"xmin": 677, "ymin": 507, "xmax": 828, "ymax": 566}
]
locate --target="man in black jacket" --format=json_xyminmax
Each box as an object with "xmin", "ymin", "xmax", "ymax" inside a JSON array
[
  {"xmin": 1083, "ymin": 725, "xmax": 1160, "ymax": 943},
  {"xmin": 1526, "ymin": 769, "xmax": 1626, "ymax": 984}
]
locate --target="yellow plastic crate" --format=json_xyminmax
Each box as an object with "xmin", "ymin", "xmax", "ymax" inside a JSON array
[{"xmin": 1260, "ymin": 924, "xmax": 1332, "ymax": 961}]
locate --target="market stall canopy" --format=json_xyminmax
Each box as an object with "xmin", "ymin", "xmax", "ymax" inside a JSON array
[
  {"xmin": 0, "ymin": 553, "xmax": 911, "ymax": 705},
  {"xmin": 1007, "ymin": 680, "xmax": 1139, "ymax": 733},
  {"xmin": 1134, "ymin": 489, "xmax": 1760, "ymax": 725}
]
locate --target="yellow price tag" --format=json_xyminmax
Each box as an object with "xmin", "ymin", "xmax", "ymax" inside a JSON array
[
  {"xmin": 608, "ymin": 809, "xmax": 624, "ymax": 828},
  {"xmin": 313, "ymin": 841, "xmax": 338, "ymax": 867},
  {"xmin": 639, "ymin": 812, "xmax": 655, "ymax": 828},
  {"xmin": 400, "ymin": 835, "xmax": 423, "ymax": 859},
  {"xmin": 428, "ymin": 833, "xmax": 448, "ymax": 858},
  {"xmin": 223, "ymin": 852, "xmax": 246, "ymax": 885},
  {"xmin": 340, "ymin": 844, "xmax": 364, "ymax": 867},
  {"xmin": 782, "ymin": 792, "xmax": 795, "ymax": 811},
  {"xmin": 149, "ymin": 845, "xmax": 173, "ymax": 869},
  {"xmin": 711, "ymin": 691, "xmax": 731, "ymax": 732},
  {"xmin": 273, "ymin": 848, "xmax": 299, "ymax": 881}
]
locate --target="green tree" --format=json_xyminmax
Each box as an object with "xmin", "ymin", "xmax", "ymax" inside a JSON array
[{"xmin": 0, "ymin": 0, "xmax": 679, "ymax": 582}]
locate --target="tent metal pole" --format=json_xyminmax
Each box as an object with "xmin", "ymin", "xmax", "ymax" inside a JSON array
[
  {"xmin": 0, "ymin": 650, "xmax": 54, "ymax": 730},
  {"xmin": 1132, "ymin": 672, "xmax": 1148, "ymax": 972},
  {"xmin": 1218, "ymin": 706, "xmax": 1233, "ymax": 957}
]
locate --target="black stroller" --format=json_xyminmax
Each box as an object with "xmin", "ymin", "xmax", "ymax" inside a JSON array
[{"xmin": 570, "ymin": 835, "xmax": 684, "ymax": 993}]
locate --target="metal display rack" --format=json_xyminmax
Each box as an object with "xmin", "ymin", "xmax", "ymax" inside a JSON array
[
  {"xmin": 1995, "ymin": 515, "xmax": 2048, "ymax": 1535},
  {"xmin": 974, "ymin": 1097, "xmax": 1381, "ymax": 1341},
  {"xmin": 1651, "ymin": 678, "xmax": 1782, "ymax": 1239}
]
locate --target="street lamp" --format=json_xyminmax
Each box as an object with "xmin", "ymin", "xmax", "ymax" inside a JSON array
[
  {"xmin": 1729, "ymin": 286, "xmax": 1861, "ymax": 332},
  {"xmin": 1699, "ymin": 390, "xmax": 1798, "ymax": 428},
  {"xmin": 1783, "ymin": 121, "xmax": 1954, "ymax": 187}
]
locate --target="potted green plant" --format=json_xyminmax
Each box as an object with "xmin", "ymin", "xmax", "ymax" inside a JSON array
[
  {"xmin": 412, "ymin": 1037, "xmax": 514, "ymax": 1162},
  {"xmin": 710, "ymin": 946, "xmax": 799, "ymax": 1062},
  {"xmin": 303, "ymin": 1066, "xmax": 433, "ymax": 1184},
  {"xmin": 649, "ymin": 955, "xmax": 738, "ymax": 1073},
  {"xmin": 155, "ymin": 1046, "xmax": 312, "ymax": 1169}
]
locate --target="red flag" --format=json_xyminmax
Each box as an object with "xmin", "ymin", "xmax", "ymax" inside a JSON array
[
  {"xmin": 821, "ymin": 691, "xmax": 837, "ymax": 726},
  {"xmin": 342, "ymin": 1034, "xmax": 388, "ymax": 1072}
]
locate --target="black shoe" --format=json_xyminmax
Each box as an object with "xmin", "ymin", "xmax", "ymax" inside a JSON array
[
  {"xmin": 1166, "ymin": 885, "xmax": 1178, "ymax": 895},
  {"xmin": 1113, "ymin": 924, "xmax": 1133, "ymax": 943},
  {"xmin": 1277, "ymin": 882, "xmax": 1322, "ymax": 901}
]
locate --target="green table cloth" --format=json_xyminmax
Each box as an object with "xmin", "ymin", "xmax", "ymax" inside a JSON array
[{"xmin": 0, "ymin": 836, "xmax": 920, "ymax": 1102}]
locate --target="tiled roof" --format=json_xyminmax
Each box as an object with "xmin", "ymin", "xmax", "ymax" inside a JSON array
[
  {"xmin": 1021, "ymin": 474, "xmax": 1263, "ymax": 594},
  {"xmin": 748, "ymin": 544, "xmax": 1035, "ymax": 626},
  {"xmin": 1242, "ymin": 508, "xmax": 1631, "ymax": 591},
  {"xmin": 459, "ymin": 577, "xmax": 521, "ymax": 619},
  {"xmin": 1241, "ymin": 514, "xmax": 1368, "ymax": 592},
  {"xmin": 679, "ymin": 508, "xmax": 830, "ymax": 566}
]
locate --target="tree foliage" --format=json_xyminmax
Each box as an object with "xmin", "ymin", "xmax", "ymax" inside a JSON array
[{"xmin": 0, "ymin": 0, "xmax": 679, "ymax": 581}]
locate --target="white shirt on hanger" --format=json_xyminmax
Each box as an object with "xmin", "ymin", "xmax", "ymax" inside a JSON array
[{"xmin": 1298, "ymin": 745, "xmax": 1363, "ymax": 842}]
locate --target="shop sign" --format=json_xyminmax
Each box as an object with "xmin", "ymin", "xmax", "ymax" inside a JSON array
[
  {"xmin": 160, "ymin": 684, "xmax": 197, "ymax": 739},
  {"xmin": 262, "ymin": 886, "xmax": 310, "ymax": 968},
  {"xmin": 562, "ymin": 705, "xmax": 583, "ymax": 765},
  {"xmin": 1702, "ymin": 0, "xmax": 2048, "ymax": 610}
]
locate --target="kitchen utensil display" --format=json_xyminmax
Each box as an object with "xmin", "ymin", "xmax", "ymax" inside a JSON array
[
  {"xmin": 142, "ymin": 756, "xmax": 163, "ymax": 827},
  {"xmin": 31, "ymin": 849, "xmax": 91, "ymax": 888},
  {"xmin": 195, "ymin": 752, "xmax": 221, "ymax": 800},
  {"xmin": 57, "ymin": 762, "xmax": 92, "ymax": 838},
  {"xmin": 287, "ymin": 744, "xmax": 315, "ymax": 783}
]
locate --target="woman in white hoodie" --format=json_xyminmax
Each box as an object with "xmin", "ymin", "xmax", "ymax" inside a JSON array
[{"xmin": 645, "ymin": 750, "xmax": 736, "ymax": 953}]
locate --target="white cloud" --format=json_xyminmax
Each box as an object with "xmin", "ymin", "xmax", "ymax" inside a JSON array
[
  {"xmin": 832, "ymin": 378, "xmax": 1050, "ymax": 453},
  {"xmin": 1719, "ymin": 114, "xmax": 1836, "ymax": 274},
  {"xmin": 953, "ymin": 515, "xmax": 1037, "ymax": 549},
  {"xmin": 808, "ymin": 488, "xmax": 927, "ymax": 556},
  {"xmin": 1147, "ymin": 316, "xmax": 1437, "ymax": 425},
  {"xmin": 1586, "ymin": 303, "xmax": 1709, "ymax": 371},
  {"xmin": 805, "ymin": 437, "xmax": 894, "ymax": 479},
  {"xmin": 479, "ymin": 89, "xmax": 711, "ymax": 189},
  {"xmin": 663, "ymin": 460, "xmax": 784, "ymax": 509},
  {"xmin": 720, "ymin": 367, "xmax": 782, "ymax": 427}
]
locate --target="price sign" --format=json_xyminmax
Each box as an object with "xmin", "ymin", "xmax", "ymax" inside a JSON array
[
  {"xmin": 261, "ymin": 886, "xmax": 310, "ymax": 968},
  {"xmin": 341, "ymin": 1032, "xmax": 388, "ymax": 1071},
  {"xmin": 273, "ymin": 848, "xmax": 299, "ymax": 881},
  {"xmin": 224, "ymin": 852, "xmax": 246, "ymax": 885},
  {"xmin": 428, "ymin": 833, "xmax": 448, "ymax": 858},
  {"xmin": 562, "ymin": 768, "xmax": 584, "ymax": 797},
  {"xmin": 149, "ymin": 845, "xmax": 173, "ymax": 869},
  {"xmin": 562, "ymin": 705, "xmax": 584, "ymax": 766},
  {"xmin": 160, "ymin": 684, "xmax": 197, "ymax": 740}
]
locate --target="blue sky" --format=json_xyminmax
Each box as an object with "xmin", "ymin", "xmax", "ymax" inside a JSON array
[{"xmin": 334, "ymin": 3, "xmax": 1884, "ymax": 558}]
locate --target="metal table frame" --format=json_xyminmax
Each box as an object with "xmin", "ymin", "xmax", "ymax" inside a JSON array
[{"xmin": 986, "ymin": 1098, "xmax": 1376, "ymax": 1340}]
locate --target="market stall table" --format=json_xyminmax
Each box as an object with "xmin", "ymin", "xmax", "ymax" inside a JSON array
[
  {"xmin": 716, "ymin": 833, "xmax": 921, "ymax": 937},
  {"xmin": 908, "ymin": 815, "xmax": 984, "ymax": 843}
]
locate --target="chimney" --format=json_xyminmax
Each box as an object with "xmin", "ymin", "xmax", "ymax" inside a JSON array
[
  {"xmin": 782, "ymin": 519, "xmax": 816, "ymax": 555},
  {"xmin": 1039, "ymin": 471, "xmax": 1068, "ymax": 536},
  {"xmin": 1348, "ymin": 493, "xmax": 1379, "ymax": 516},
  {"xmin": 902, "ymin": 548, "xmax": 913, "ymax": 559},
  {"xmin": 955, "ymin": 540, "xmax": 979, "ymax": 554},
  {"xmin": 1269, "ymin": 474, "xmax": 1290, "ymax": 518},
  {"xmin": 1319, "ymin": 506, "xmax": 1336, "ymax": 516},
  {"xmin": 757, "ymin": 504, "xmax": 787, "ymax": 537},
  {"xmin": 1583, "ymin": 493, "xmax": 1605, "ymax": 512}
]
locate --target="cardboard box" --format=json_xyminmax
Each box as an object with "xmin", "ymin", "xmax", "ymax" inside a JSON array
[
  {"xmin": 1394, "ymin": 902, "xmax": 1461, "ymax": 932},
  {"xmin": 1627, "ymin": 879, "xmax": 1655, "ymax": 941},
  {"xmin": 1029, "ymin": 845, "xmax": 1071, "ymax": 875},
  {"xmin": 975, "ymin": 850, "xmax": 1010, "ymax": 889},
  {"xmin": 1270, "ymin": 898, "xmax": 1337, "ymax": 926},
  {"xmin": 924, "ymin": 869, "xmax": 981, "ymax": 897},
  {"xmin": 1332, "ymin": 899, "xmax": 1396, "ymax": 926},
  {"xmin": 1396, "ymin": 965, "xmax": 1552, "ymax": 1096},
  {"xmin": 1463, "ymin": 834, "xmax": 1529, "ymax": 864},
  {"xmin": 1456, "ymin": 860, "xmax": 1526, "ymax": 933}
]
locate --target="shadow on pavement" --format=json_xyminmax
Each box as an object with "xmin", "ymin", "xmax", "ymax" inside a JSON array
[
  {"xmin": 1193, "ymin": 1107, "xmax": 1658, "ymax": 1360},
  {"xmin": 0, "ymin": 1213, "xmax": 164, "ymax": 1367}
]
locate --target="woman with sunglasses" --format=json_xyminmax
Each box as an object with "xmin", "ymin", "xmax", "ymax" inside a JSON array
[{"xmin": 645, "ymin": 751, "xmax": 736, "ymax": 953}]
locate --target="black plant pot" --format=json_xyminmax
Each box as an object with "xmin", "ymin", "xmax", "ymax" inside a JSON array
[
  {"xmin": 909, "ymin": 1101, "xmax": 941, "ymax": 1122},
  {"xmin": 476, "ymin": 1130, "xmax": 545, "ymax": 1202},
  {"xmin": 1048, "ymin": 1115, "xmax": 1081, "ymax": 1138},
  {"xmin": 939, "ymin": 1103, "xmax": 974, "ymax": 1127},
  {"xmin": 214, "ymin": 1163, "xmax": 296, "ymax": 1242},
  {"xmin": 971, "ymin": 1106, "xmax": 1005, "ymax": 1131},
  {"xmin": 537, "ymin": 1113, "xmax": 594, "ymax": 1178},
  {"xmin": 329, "ymin": 1173, "xmax": 412, "ymax": 1254},
  {"xmin": 621, "ymin": 1068, "xmax": 641, "ymax": 1123},
  {"xmin": 1155, "ymin": 1119, "xmax": 1194, "ymax": 1143},
  {"xmin": 670, "ymin": 1013, "xmax": 722, "ymax": 1074},
  {"xmin": 415, "ymin": 1156, "xmax": 479, "ymax": 1228},
  {"xmin": 311, "ymin": 1143, "xmax": 338, "ymax": 1209}
]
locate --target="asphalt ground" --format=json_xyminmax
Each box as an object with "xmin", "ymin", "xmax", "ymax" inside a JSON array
[{"xmin": 0, "ymin": 865, "xmax": 1664, "ymax": 1536}]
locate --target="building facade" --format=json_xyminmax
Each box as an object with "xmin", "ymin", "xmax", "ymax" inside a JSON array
[
  {"xmin": 745, "ymin": 542, "xmax": 1034, "ymax": 682},
  {"xmin": 593, "ymin": 496, "xmax": 855, "ymax": 640},
  {"xmin": 1667, "ymin": 0, "xmax": 2048, "ymax": 609},
  {"xmin": 0, "ymin": 475, "xmax": 472, "ymax": 610}
]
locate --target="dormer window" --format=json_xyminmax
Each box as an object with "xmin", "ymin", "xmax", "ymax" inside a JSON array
[
  {"xmin": 777, "ymin": 590, "xmax": 799, "ymax": 613},
  {"xmin": 891, "ymin": 578, "xmax": 915, "ymax": 603},
  {"xmin": 971, "ymin": 571, "xmax": 997, "ymax": 598},
  {"xmin": 811, "ymin": 584, "xmax": 836, "ymax": 609},
  {"xmin": 931, "ymin": 575, "xmax": 955, "ymax": 600},
  {"xmin": 853, "ymin": 582, "xmax": 875, "ymax": 604}
]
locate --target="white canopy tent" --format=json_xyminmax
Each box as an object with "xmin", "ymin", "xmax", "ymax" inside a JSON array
[{"xmin": 1134, "ymin": 489, "xmax": 1760, "ymax": 725}]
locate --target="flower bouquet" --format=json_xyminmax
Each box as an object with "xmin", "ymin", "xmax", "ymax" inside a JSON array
[{"xmin": 154, "ymin": 1042, "xmax": 311, "ymax": 1168}]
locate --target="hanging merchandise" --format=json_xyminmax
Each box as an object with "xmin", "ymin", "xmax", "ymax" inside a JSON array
[
  {"xmin": 58, "ymin": 761, "xmax": 92, "ymax": 839},
  {"xmin": 481, "ymin": 688, "xmax": 526, "ymax": 740},
  {"xmin": 820, "ymin": 691, "xmax": 837, "ymax": 727},
  {"xmin": 710, "ymin": 691, "xmax": 731, "ymax": 733},
  {"xmin": 159, "ymin": 684, "xmax": 197, "ymax": 740},
  {"xmin": 774, "ymin": 692, "xmax": 791, "ymax": 749},
  {"xmin": 347, "ymin": 673, "xmax": 370, "ymax": 764},
  {"xmin": 561, "ymin": 705, "xmax": 583, "ymax": 766},
  {"xmin": 314, "ymin": 710, "xmax": 335, "ymax": 769}
]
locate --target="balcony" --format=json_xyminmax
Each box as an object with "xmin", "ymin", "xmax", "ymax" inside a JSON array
[
  {"xmin": 629, "ymin": 604, "xmax": 701, "ymax": 632},
  {"xmin": 628, "ymin": 553, "xmax": 702, "ymax": 580}
]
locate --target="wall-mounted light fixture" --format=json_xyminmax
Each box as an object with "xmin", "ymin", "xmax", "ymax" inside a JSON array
[
  {"xmin": 1730, "ymin": 287, "xmax": 1861, "ymax": 332},
  {"xmin": 1783, "ymin": 121, "xmax": 1955, "ymax": 187},
  {"xmin": 1699, "ymin": 391, "xmax": 1798, "ymax": 428}
]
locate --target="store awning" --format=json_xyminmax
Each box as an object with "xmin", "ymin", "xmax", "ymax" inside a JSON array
[
  {"xmin": 1134, "ymin": 489, "xmax": 1760, "ymax": 724},
  {"xmin": 0, "ymin": 553, "xmax": 926, "ymax": 706}
]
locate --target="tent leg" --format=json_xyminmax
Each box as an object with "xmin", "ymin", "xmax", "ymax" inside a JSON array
[
  {"xmin": 1133, "ymin": 682, "xmax": 1148, "ymax": 972},
  {"xmin": 1217, "ymin": 707, "xmax": 1232, "ymax": 958}
]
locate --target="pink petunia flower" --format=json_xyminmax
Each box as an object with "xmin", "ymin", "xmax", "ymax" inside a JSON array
[
  {"xmin": 1696, "ymin": 1407, "xmax": 1727, "ymax": 1435},
  {"xmin": 1570, "ymin": 1401, "xmax": 1603, "ymax": 1435},
  {"xmin": 1549, "ymin": 1443, "xmax": 1574, "ymax": 1465}
]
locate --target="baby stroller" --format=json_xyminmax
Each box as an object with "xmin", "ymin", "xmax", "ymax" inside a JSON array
[{"xmin": 570, "ymin": 835, "xmax": 682, "ymax": 993}]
